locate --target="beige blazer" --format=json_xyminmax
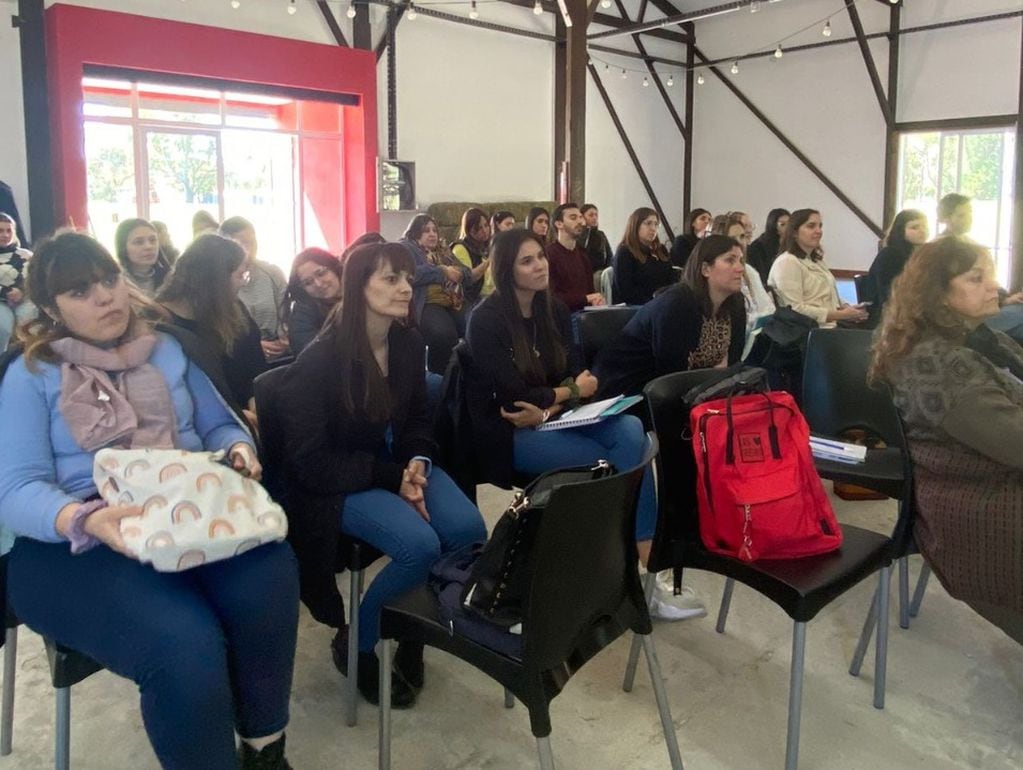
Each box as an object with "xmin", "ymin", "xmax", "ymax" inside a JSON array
[{"xmin": 767, "ymin": 251, "xmax": 840, "ymax": 327}]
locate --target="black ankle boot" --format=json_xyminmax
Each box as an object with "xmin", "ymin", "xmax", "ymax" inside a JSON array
[
  {"xmin": 330, "ymin": 627, "xmax": 350, "ymax": 676},
  {"xmin": 238, "ymin": 734, "xmax": 293, "ymax": 770},
  {"xmin": 356, "ymin": 651, "xmax": 417, "ymax": 708},
  {"xmin": 394, "ymin": 640, "xmax": 425, "ymax": 689}
]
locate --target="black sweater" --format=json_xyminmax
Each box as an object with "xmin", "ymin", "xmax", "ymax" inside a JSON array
[
  {"xmin": 287, "ymin": 296, "xmax": 331, "ymax": 357},
  {"xmin": 669, "ymin": 232, "xmax": 700, "ymax": 269},
  {"xmin": 465, "ymin": 294, "xmax": 579, "ymax": 488},
  {"xmin": 746, "ymin": 234, "xmax": 781, "ymax": 287},
  {"xmin": 612, "ymin": 244, "xmax": 677, "ymax": 305},
  {"xmin": 593, "ymin": 283, "xmax": 746, "ymax": 398},
  {"xmin": 279, "ymin": 324, "xmax": 436, "ymax": 625},
  {"xmin": 865, "ymin": 243, "xmax": 912, "ymax": 314}
]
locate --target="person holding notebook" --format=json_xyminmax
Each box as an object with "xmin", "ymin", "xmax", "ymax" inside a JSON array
[{"xmin": 465, "ymin": 229, "xmax": 704, "ymax": 621}]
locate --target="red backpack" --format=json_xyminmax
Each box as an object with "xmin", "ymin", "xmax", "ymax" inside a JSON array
[{"xmin": 689, "ymin": 391, "xmax": 842, "ymax": 562}]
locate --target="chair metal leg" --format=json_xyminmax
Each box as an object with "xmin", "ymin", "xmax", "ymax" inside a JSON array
[
  {"xmin": 504, "ymin": 687, "xmax": 514, "ymax": 709},
  {"xmin": 641, "ymin": 634, "xmax": 684, "ymax": 770},
  {"xmin": 715, "ymin": 578, "xmax": 735, "ymax": 634},
  {"xmin": 55, "ymin": 686, "xmax": 70, "ymax": 770},
  {"xmin": 346, "ymin": 568, "xmax": 362, "ymax": 728},
  {"xmin": 898, "ymin": 556, "xmax": 910, "ymax": 629},
  {"xmin": 849, "ymin": 588, "xmax": 878, "ymax": 677},
  {"xmin": 536, "ymin": 735, "xmax": 555, "ymax": 770},
  {"xmin": 873, "ymin": 566, "xmax": 891, "ymax": 710},
  {"xmin": 909, "ymin": 562, "xmax": 930, "ymax": 618},
  {"xmin": 623, "ymin": 572, "xmax": 656, "ymax": 692},
  {"xmin": 784, "ymin": 622, "xmax": 807, "ymax": 770},
  {"xmin": 378, "ymin": 638, "xmax": 392, "ymax": 770},
  {"xmin": 2, "ymin": 626, "xmax": 17, "ymax": 756}
]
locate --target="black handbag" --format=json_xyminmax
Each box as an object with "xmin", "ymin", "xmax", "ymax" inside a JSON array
[{"xmin": 461, "ymin": 460, "xmax": 617, "ymax": 628}]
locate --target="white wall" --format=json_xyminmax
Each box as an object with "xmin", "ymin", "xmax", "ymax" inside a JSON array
[{"xmin": 0, "ymin": 2, "xmax": 31, "ymax": 239}]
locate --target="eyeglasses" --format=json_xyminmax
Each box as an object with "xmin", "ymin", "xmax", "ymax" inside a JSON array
[{"xmin": 299, "ymin": 266, "xmax": 331, "ymax": 290}]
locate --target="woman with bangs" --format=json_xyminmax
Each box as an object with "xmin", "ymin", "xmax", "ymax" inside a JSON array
[
  {"xmin": 156, "ymin": 234, "xmax": 267, "ymax": 414},
  {"xmin": 280, "ymin": 241, "xmax": 486, "ymax": 708},
  {"xmin": 281, "ymin": 247, "xmax": 343, "ymax": 356},
  {"xmin": 612, "ymin": 207, "xmax": 676, "ymax": 305},
  {"xmin": 113, "ymin": 217, "xmax": 172, "ymax": 298},
  {"xmin": 871, "ymin": 237, "xmax": 1023, "ymax": 645},
  {"xmin": 0, "ymin": 231, "xmax": 299, "ymax": 769}
]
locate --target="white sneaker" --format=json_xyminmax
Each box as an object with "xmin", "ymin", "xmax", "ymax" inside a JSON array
[{"xmin": 648, "ymin": 571, "xmax": 707, "ymax": 621}]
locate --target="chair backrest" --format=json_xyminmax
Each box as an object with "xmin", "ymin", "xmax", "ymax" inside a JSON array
[
  {"xmin": 575, "ymin": 305, "xmax": 638, "ymax": 370},
  {"xmin": 522, "ymin": 436, "xmax": 656, "ymax": 673},
  {"xmin": 642, "ymin": 370, "xmax": 720, "ymax": 573},
  {"xmin": 251, "ymin": 365, "xmax": 291, "ymax": 503},
  {"xmin": 599, "ymin": 266, "xmax": 614, "ymax": 304},
  {"xmin": 853, "ymin": 274, "xmax": 872, "ymax": 304},
  {"xmin": 432, "ymin": 341, "xmax": 478, "ymax": 499},
  {"xmin": 802, "ymin": 328, "xmax": 902, "ymax": 447}
]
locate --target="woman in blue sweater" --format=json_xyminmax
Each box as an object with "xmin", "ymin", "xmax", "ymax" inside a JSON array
[{"xmin": 0, "ymin": 232, "xmax": 299, "ymax": 770}]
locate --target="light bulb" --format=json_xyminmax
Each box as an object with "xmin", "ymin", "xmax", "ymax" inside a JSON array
[
  {"xmin": 230, "ymin": 0, "xmax": 240, "ymax": 8},
  {"xmin": 288, "ymin": 0, "xmax": 296, "ymax": 14},
  {"xmin": 889, "ymin": 0, "xmax": 899, "ymax": 4},
  {"xmin": 408, "ymin": 2, "xmax": 417, "ymax": 18},
  {"xmin": 730, "ymin": 61, "xmax": 739, "ymax": 75},
  {"xmin": 666, "ymin": 75, "xmax": 674, "ymax": 87},
  {"xmin": 697, "ymin": 73, "xmax": 705, "ymax": 85},
  {"xmin": 469, "ymin": 0, "xmax": 479, "ymax": 19},
  {"xmin": 346, "ymin": 2, "xmax": 356, "ymax": 19},
  {"xmin": 621, "ymin": 69, "xmax": 627, "ymax": 79},
  {"xmin": 600, "ymin": 0, "xmax": 611, "ymax": 7},
  {"xmin": 822, "ymin": 20, "xmax": 831, "ymax": 37},
  {"xmin": 642, "ymin": 76, "xmax": 649, "ymax": 87},
  {"xmin": 774, "ymin": 45, "xmax": 783, "ymax": 59},
  {"xmin": 750, "ymin": 0, "xmax": 760, "ymax": 13},
  {"xmin": 533, "ymin": 0, "xmax": 543, "ymax": 14}
]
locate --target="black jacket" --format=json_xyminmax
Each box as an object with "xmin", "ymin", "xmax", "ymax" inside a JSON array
[
  {"xmin": 611, "ymin": 244, "xmax": 677, "ymax": 306},
  {"xmin": 865, "ymin": 243, "xmax": 912, "ymax": 315},
  {"xmin": 669, "ymin": 233, "xmax": 700, "ymax": 269},
  {"xmin": 279, "ymin": 324, "xmax": 436, "ymax": 625},
  {"xmin": 746, "ymin": 234, "xmax": 780, "ymax": 287},
  {"xmin": 464, "ymin": 294, "xmax": 579, "ymax": 488},
  {"xmin": 287, "ymin": 297, "xmax": 331, "ymax": 357},
  {"xmin": 593, "ymin": 283, "xmax": 746, "ymax": 398}
]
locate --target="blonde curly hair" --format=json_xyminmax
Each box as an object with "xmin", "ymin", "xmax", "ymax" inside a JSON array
[{"xmin": 869, "ymin": 237, "xmax": 992, "ymax": 384}]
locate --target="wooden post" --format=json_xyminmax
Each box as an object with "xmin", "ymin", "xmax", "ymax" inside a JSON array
[
  {"xmin": 683, "ymin": 21, "xmax": 695, "ymax": 221},
  {"xmin": 565, "ymin": 0, "xmax": 589, "ymax": 204},
  {"xmin": 16, "ymin": 0, "xmax": 55, "ymax": 241},
  {"xmin": 882, "ymin": 3, "xmax": 901, "ymax": 232}
]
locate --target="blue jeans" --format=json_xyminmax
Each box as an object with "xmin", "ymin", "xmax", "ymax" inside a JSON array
[
  {"xmin": 0, "ymin": 301, "xmax": 36, "ymax": 348},
  {"xmin": 8, "ymin": 539, "xmax": 299, "ymax": 770},
  {"xmin": 341, "ymin": 467, "xmax": 487, "ymax": 652},
  {"xmin": 513, "ymin": 414, "xmax": 656, "ymax": 540}
]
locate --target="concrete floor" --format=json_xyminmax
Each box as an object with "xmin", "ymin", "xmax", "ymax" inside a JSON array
[{"xmin": 1, "ymin": 484, "xmax": 1020, "ymax": 770}]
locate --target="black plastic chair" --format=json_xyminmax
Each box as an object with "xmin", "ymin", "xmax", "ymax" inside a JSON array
[
  {"xmin": 0, "ymin": 554, "xmax": 104, "ymax": 770},
  {"xmin": 253, "ymin": 366, "xmax": 384, "ymax": 727},
  {"xmin": 802, "ymin": 328, "xmax": 931, "ymax": 628},
  {"xmin": 574, "ymin": 305, "xmax": 638, "ymax": 370},
  {"xmin": 622, "ymin": 369, "xmax": 894, "ymax": 770},
  {"xmin": 376, "ymin": 437, "xmax": 683, "ymax": 770}
]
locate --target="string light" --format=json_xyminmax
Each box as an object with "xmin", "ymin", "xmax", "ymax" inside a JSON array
[
  {"xmin": 533, "ymin": 0, "xmax": 543, "ymax": 14},
  {"xmin": 230, "ymin": 0, "xmax": 240, "ymax": 8},
  {"xmin": 730, "ymin": 60, "xmax": 739, "ymax": 74},
  {"xmin": 346, "ymin": 2, "xmax": 356, "ymax": 19},
  {"xmin": 600, "ymin": 0, "xmax": 611, "ymax": 7},
  {"xmin": 621, "ymin": 69, "xmax": 627, "ymax": 79},
  {"xmin": 750, "ymin": 0, "xmax": 760, "ymax": 12},
  {"xmin": 287, "ymin": 0, "xmax": 296, "ymax": 14},
  {"xmin": 774, "ymin": 44, "xmax": 783, "ymax": 59},
  {"xmin": 697, "ymin": 73, "xmax": 705, "ymax": 85},
  {"xmin": 822, "ymin": 20, "xmax": 831, "ymax": 37},
  {"xmin": 408, "ymin": 1, "xmax": 417, "ymax": 19},
  {"xmin": 666, "ymin": 74, "xmax": 674, "ymax": 87},
  {"xmin": 642, "ymin": 76, "xmax": 649, "ymax": 87},
  {"xmin": 469, "ymin": 0, "xmax": 479, "ymax": 19}
]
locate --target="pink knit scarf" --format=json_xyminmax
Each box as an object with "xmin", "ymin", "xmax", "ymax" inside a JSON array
[{"xmin": 50, "ymin": 334, "xmax": 177, "ymax": 452}]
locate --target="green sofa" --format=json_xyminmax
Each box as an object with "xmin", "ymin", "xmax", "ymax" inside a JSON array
[{"xmin": 426, "ymin": 201, "xmax": 557, "ymax": 244}]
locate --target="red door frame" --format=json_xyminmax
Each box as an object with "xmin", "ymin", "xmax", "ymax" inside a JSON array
[{"xmin": 46, "ymin": 4, "xmax": 379, "ymax": 247}]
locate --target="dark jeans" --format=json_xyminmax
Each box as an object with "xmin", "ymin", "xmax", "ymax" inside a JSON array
[
  {"xmin": 8, "ymin": 539, "xmax": 299, "ymax": 770},
  {"xmin": 420, "ymin": 302, "xmax": 465, "ymax": 374}
]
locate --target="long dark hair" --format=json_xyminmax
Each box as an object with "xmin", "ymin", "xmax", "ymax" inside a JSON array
[
  {"xmin": 525, "ymin": 207, "xmax": 550, "ymax": 239},
  {"xmin": 884, "ymin": 209, "xmax": 927, "ymax": 253},
  {"xmin": 114, "ymin": 217, "xmax": 171, "ymax": 288},
  {"xmin": 620, "ymin": 207, "xmax": 669, "ymax": 264},
  {"xmin": 328, "ymin": 242, "xmax": 415, "ymax": 420},
  {"xmin": 780, "ymin": 208, "xmax": 823, "ymax": 261},
  {"xmin": 754, "ymin": 208, "xmax": 789, "ymax": 257},
  {"xmin": 489, "ymin": 229, "xmax": 566, "ymax": 384},
  {"xmin": 402, "ymin": 213, "xmax": 436, "ymax": 244},
  {"xmin": 681, "ymin": 234, "xmax": 746, "ymax": 318},
  {"xmin": 686, "ymin": 208, "xmax": 711, "ymax": 239},
  {"xmin": 156, "ymin": 234, "xmax": 248, "ymax": 354},
  {"xmin": 281, "ymin": 247, "xmax": 343, "ymax": 330}
]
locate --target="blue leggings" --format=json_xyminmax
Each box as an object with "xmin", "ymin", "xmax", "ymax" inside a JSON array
[
  {"xmin": 342, "ymin": 467, "xmax": 487, "ymax": 652},
  {"xmin": 8, "ymin": 539, "xmax": 299, "ymax": 770},
  {"xmin": 513, "ymin": 414, "xmax": 656, "ymax": 540}
]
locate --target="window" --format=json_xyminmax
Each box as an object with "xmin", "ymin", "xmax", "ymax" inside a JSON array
[
  {"xmin": 83, "ymin": 77, "xmax": 345, "ymax": 273},
  {"xmin": 897, "ymin": 127, "xmax": 1016, "ymax": 286}
]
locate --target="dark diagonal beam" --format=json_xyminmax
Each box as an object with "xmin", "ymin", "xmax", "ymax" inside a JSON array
[
  {"xmin": 317, "ymin": 0, "xmax": 349, "ymax": 47},
  {"xmin": 847, "ymin": 2, "xmax": 892, "ymax": 125}
]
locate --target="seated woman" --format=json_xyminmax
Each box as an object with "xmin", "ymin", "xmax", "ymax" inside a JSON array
[
  {"xmin": 281, "ymin": 247, "xmax": 343, "ymax": 356},
  {"xmin": 466, "ymin": 229, "xmax": 701, "ymax": 620},
  {"xmin": 864, "ymin": 208, "xmax": 928, "ymax": 318},
  {"xmin": 400, "ymin": 214, "xmax": 470, "ymax": 374},
  {"xmin": 280, "ymin": 241, "xmax": 487, "ymax": 706},
  {"xmin": 870, "ymin": 237, "xmax": 1023, "ymax": 645},
  {"xmin": 768, "ymin": 208, "xmax": 869, "ymax": 327},
  {"xmin": 451, "ymin": 207, "xmax": 492, "ymax": 308},
  {"xmin": 669, "ymin": 207, "xmax": 711, "ymax": 268},
  {"xmin": 525, "ymin": 206, "xmax": 551, "ymax": 243},
  {"xmin": 114, "ymin": 218, "xmax": 172, "ymax": 298},
  {"xmin": 0, "ymin": 231, "xmax": 298, "ymax": 770},
  {"xmin": 594, "ymin": 234, "xmax": 747, "ymax": 398},
  {"xmin": 746, "ymin": 208, "xmax": 789, "ymax": 286},
  {"xmin": 612, "ymin": 207, "xmax": 677, "ymax": 305},
  {"xmin": 491, "ymin": 210, "xmax": 515, "ymax": 235},
  {"xmin": 713, "ymin": 212, "xmax": 775, "ymax": 346},
  {"xmin": 0, "ymin": 211, "xmax": 36, "ymax": 348},
  {"xmin": 156, "ymin": 234, "xmax": 267, "ymax": 414}
]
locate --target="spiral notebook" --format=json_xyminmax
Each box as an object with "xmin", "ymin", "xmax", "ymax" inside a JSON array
[{"xmin": 535, "ymin": 394, "xmax": 644, "ymax": 432}]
